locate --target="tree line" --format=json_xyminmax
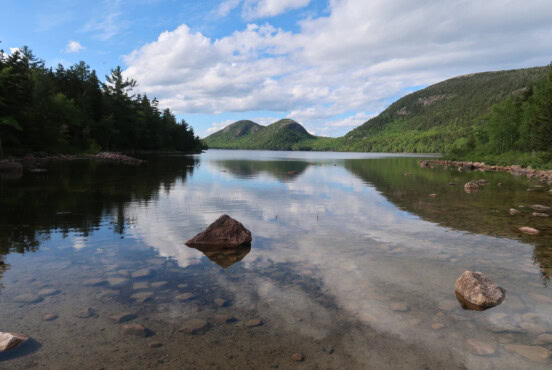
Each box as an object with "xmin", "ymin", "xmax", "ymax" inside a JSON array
[
  {"xmin": 0, "ymin": 46, "xmax": 204, "ymax": 156},
  {"xmin": 446, "ymin": 63, "xmax": 552, "ymax": 167}
]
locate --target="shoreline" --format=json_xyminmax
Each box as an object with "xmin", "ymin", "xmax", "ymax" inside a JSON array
[{"xmin": 420, "ymin": 159, "xmax": 552, "ymax": 184}]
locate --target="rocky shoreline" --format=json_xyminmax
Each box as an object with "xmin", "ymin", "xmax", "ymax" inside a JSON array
[
  {"xmin": 419, "ymin": 160, "xmax": 552, "ymax": 184},
  {"xmin": 0, "ymin": 152, "xmax": 146, "ymax": 174}
]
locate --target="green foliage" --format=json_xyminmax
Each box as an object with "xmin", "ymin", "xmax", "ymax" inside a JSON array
[
  {"xmin": 205, "ymin": 66, "xmax": 549, "ymax": 156},
  {"xmin": 205, "ymin": 119, "xmax": 314, "ymax": 150},
  {"xmin": 0, "ymin": 46, "xmax": 203, "ymax": 156},
  {"xmin": 448, "ymin": 63, "xmax": 552, "ymax": 169}
]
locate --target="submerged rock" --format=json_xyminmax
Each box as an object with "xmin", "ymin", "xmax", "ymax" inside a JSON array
[
  {"xmin": 38, "ymin": 288, "xmax": 60, "ymax": 297},
  {"xmin": 122, "ymin": 323, "xmax": 148, "ymax": 337},
  {"xmin": 519, "ymin": 226, "xmax": 540, "ymax": 235},
  {"xmin": 455, "ymin": 271, "xmax": 505, "ymax": 310},
  {"xmin": 110, "ymin": 313, "xmax": 137, "ymax": 323},
  {"xmin": 215, "ymin": 314, "xmax": 236, "ymax": 324},
  {"xmin": 83, "ymin": 278, "xmax": 108, "ymax": 287},
  {"xmin": 509, "ymin": 208, "xmax": 521, "ymax": 215},
  {"xmin": 532, "ymin": 212, "xmax": 549, "ymax": 217},
  {"xmin": 531, "ymin": 204, "xmax": 551, "ymax": 212},
  {"xmin": 291, "ymin": 353, "xmax": 305, "ymax": 362},
  {"xmin": 186, "ymin": 214, "xmax": 252, "ymax": 248},
  {"xmin": 504, "ymin": 344, "xmax": 551, "ymax": 363},
  {"xmin": 466, "ymin": 338, "xmax": 496, "ymax": 356},
  {"xmin": 131, "ymin": 268, "xmax": 152, "ymax": 279},
  {"xmin": 75, "ymin": 308, "xmax": 96, "ymax": 318},
  {"xmin": 43, "ymin": 314, "xmax": 58, "ymax": 321},
  {"xmin": 245, "ymin": 319, "xmax": 263, "ymax": 327},
  {"xmin": 464, "ymin": 181, "xmax": 480, "ymax": 193},
  {"xmin": 14, "ymin": 294, "xmax": 43, "ymax": 304},
  {"xmin": 0, "ymin": 332, "xmax": 28, "ymax": 352},
  {"xmin": 179, "ymin": 319, "xmax": 210, "ymax": 335},
  {"xmin": 131, "ymin": 292, "xmax": 153, "ymax": 303},
  {"xmin": 175, "ymin": 293, "xmax": 196, "ymax": 302}
]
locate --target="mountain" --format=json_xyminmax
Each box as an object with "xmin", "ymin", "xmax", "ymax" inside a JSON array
[
  {"xmin": 204, "ymin": 119, "xmax": 314, "ymax": 150},
  {"xmin": 204, "ymin": 66, "xmax": 548, "ymax": 153}
]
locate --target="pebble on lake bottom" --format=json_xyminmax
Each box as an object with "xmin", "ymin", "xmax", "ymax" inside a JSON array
[
  {"xmin": 131, "ymin": 291, "xmax": 153, "ymax": 303},
  {"xmin": 122, "ymin": 324, "xmax": 148, "ymax": 337},
  {"xmin": 431, "ymin": 323, "xmax": 445, "ymax": 330},
  {"xmin": 465, "ymin": 338, "xmax": 495, "ymax": 356},
  {"xmin": 291, "ymin": 353, "xmax": 304, "ymax": 362},
  {"xmin": 179, "ymin": 319, "xmax": 210, "ymax": 335},
  {"xmin": 504, "ymin": 344, "xmax": 551, "ymax": 363},
  {"xmin": 390, "ymin": 302, "xmax": 409, "ymax": 312},
  {"xmin": 245, "ymin": 319, "xmax": 263, "ymax": 327},
  {"xmin": 14, "ymin": 294, "xmax": 43, "ymax": 304},
  {"xmin": 43, "ymin": 314, "xmax": 58, "ymax": 321}
]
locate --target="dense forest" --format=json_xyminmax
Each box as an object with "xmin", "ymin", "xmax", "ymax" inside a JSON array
[
  {"xmin": 0, "ymin": 46, "xmax": 203, "ymax": 156},
  {"xmin": 447, "ymin": 63, "xmax": 552, "ymax": 168}
]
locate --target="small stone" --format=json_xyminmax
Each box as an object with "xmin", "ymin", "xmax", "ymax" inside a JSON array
[
  {"xmin": 291, "ymin": 353, "xmax": 304, "ymax": 362},
  {"xmin": 215, "ymin": 314, "xmax": 236, "ymax": 324},
  {"xmin": 179, "ymin": 319, "xmax": 210, "ymax": 335},
  {"xmin": 245, "ymin": 319, "xmax": 263, "ymax": 327},
  {"xmin": 177, "ymin": 284, "xmax": 188, "ymax": 289},
  {"xmin": 175, "ymin": 293, "xmax": 196, "ymax": 302},
  {"xmin": 122, "ymin": 323, "xmax": 147, "ymax": 337},
  {"xmin": 532, "ymin": 212, "xmax": 549, "ymax": 217},
  {"xmin": 14, "ymin": 294, "xmax": 43, "ymax": 304},
  {"xmin": 0, "ymin": 332, "xmax": 28, "ymax": 352},
  {"xmin": 131, "ymin": 292, "xmax": 153, "ymax": 303},
  {"xmin": 466, "ymin": 338, "xmax": 496, "ymax": 356},
  {"xmin": 75, "ymin": 308, "xmax": 96, "ymax": 318},
  {"xmin": 151, "ymin": 281, "xmax": 167, "ymax": 289},
  {"xmin": 131, "ymin": 268, "xmax": 152, "ymax": 279},
  {"xmin": 509, "ymin": 208, "xmax": 520, "ymax": 215},
  {"xmin": 43, "ymin": 314, "xmax": 58, "ymax": 321},
  {"xmin": 504, "ymin": 344, "xmax": 551, "ymax": 363},
  {"xmin": 83, "ymin": 278, "xmax": 108, "ymax": 286},
  {"xmin": 214, "ymin": 298, "xmax": 227, "ymax": 307},
  {"xmin": 464, "ymin": 181, "xmax": 480, "ymax": 193},
  {"xmin": 438, "ymin": 300, "xmax": 458, "ymax": 311},
  {"xmin": 107, "ymin": 277, "xmax": 129, "ymax": 287},
  {"xmin": 531, "ymin": 204, "xmax": 551, "ymax": 212},
  {"xmin": 132, "ymin": 282, "xmax": 149, "ymax": 291},
  {"xmin": 429, "ymin": 194, "xmax": 437, "ymax": 198},
  {"xmin": 149, "ymin": 342, "xmax": 163, "ymax": 348},
  {"xmin": 519, "ymin": 227, "xmax": 540, "ymax": 235},
  {"xmin": 390, "ymin": 302, "xmax": 409, "ymax": 312},
  {"xmin": 38, "ymin": 288, "xmax": 60, "ymax": 297},
  {"xmin": 431, "ymin": 323, "xmax": 445, "ymax": 330},
  {"xmin": 109, "ymin": 313, "xmax": 137, "ymax": 323}
]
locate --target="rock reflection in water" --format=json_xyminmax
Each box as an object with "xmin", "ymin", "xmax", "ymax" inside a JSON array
[{"xmin": 186, "ymin": 242, "xmax": 251, "ymax": 268}]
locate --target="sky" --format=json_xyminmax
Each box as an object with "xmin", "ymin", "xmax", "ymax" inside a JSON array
[{"xmin": 2, "ymin": 0, "xmax": 551, "ymax": 138}]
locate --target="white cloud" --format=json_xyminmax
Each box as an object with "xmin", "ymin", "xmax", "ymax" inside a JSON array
[
  {"xmin": 82, "ymin": 0, "xmax": 126, "ymax": 40},
  {"xmin": 65, "ymin": 41, "xmax": 84, "ymax": 53},
  {"xmin": 216, "ymin": 0, "xmax": 242, "ymax": 17},
  {"xmin": 242, "ymin": 0, "xmax": 312, "ymax": 19},
  {"xmin": 205, "ymin": 119, "xmax": 235, "ymax": 135},
  {"xmin": 124, "ymin": 0, "xmax": 552, "ymax": 136}
]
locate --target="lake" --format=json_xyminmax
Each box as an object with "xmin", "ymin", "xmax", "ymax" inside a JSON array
[{"xmin": 1, "ymin": 150, "xmax": 551, "ymax": 369}]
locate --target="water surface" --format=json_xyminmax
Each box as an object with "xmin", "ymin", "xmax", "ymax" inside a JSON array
[{"xmin": 1, "ymin": 150, "xmax": 551, "ymax": 369}]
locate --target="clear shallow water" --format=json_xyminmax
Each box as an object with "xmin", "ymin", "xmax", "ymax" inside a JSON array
[{"xmin": 1, "ymin": 150, "xmax": 551, "ymax": 369}]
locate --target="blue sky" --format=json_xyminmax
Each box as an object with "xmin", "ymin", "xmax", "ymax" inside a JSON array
[{"xmin": 2, "ymin": 0, "xmax": 551, "ymax": 137}]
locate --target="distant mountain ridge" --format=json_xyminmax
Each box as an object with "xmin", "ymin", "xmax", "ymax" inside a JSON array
[
  {"xmin": 205, "ymin": 119, "xmax": 314, "ymax": 150},
  {"xmin": 204, "ymin": 66, "xmax": 548, "ymax": 153}
]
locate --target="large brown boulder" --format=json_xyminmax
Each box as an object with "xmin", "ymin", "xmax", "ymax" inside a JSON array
[
  {"xmin": 455, "ymin": 271, "xmax": 505, "ymax": 310},
  {"xmin": 186, "ymin": 215, "xmax": 251, "ymax": 248},
  {"xmin": 0, "ymin": 332, "xmax": 28, "ymax": 352}
]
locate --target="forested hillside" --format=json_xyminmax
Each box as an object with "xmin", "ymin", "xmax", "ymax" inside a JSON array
[
  {"xmin": 205, "ymin": 119, "xmax": 314, "ymax": 150},
  {"xmin": 0, "ymin": 47, "xmax": 203, "ymax": 156},
  {"xmin": 205, "ymin": 65, "xmax": 551, "ymax": 168}
]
